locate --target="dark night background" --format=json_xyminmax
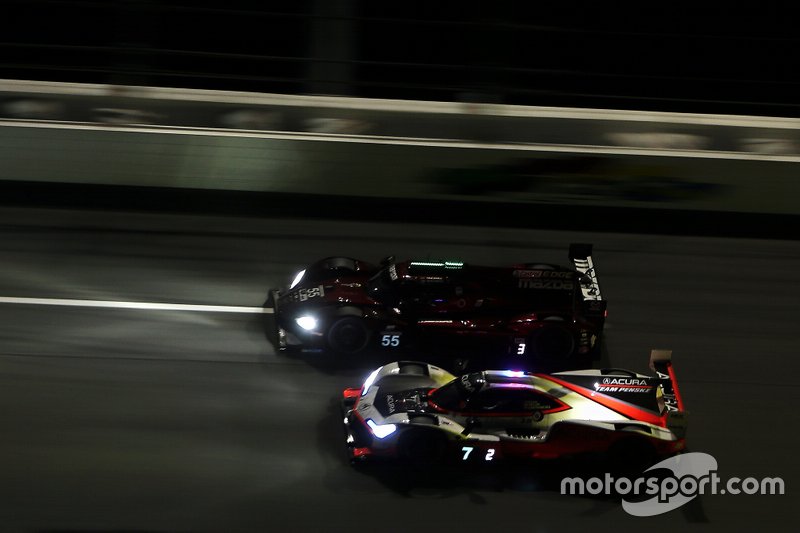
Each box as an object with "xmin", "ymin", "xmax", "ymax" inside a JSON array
[{"xmin": 2, "ymin": 1, "xmax": 799, "ymax": 116}]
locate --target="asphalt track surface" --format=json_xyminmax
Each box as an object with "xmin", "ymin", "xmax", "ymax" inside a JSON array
[{"xmin": 0, "ymin": 206, "xmax": 797, "ymax": 532}]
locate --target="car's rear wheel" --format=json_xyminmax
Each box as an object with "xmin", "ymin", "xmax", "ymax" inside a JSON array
[
  {"xmin": 529, "ymin": 324, "xmax": 575, "ymax": 360},
  {"xmin": 327, "ymin": 316, "xmax": 371, "ymax": 354},
  {"xmin": 398, "ymin": 428, "xmax": 447, "ymax": 465}
]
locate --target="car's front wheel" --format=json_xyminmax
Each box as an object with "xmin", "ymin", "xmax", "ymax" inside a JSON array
[
  {"xmin": 327, "ymin": 316, "xmax": 371, "ymax": 354},
  {"xmin": 397, "ymin": 428, "xmax": 447, "ymax": 465}
]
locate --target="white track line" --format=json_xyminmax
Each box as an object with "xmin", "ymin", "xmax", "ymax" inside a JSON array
[{"xmin": 0, "ymin": 296, "xmax": 273, "ymax": 314}]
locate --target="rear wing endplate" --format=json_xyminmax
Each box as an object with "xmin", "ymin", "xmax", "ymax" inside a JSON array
[
  {"xmin": 569, "ymin": 243, "xmax": 606, "ymax": 318},
  {"xmin": 649, "ymin": 349, "xmax": 687, "ymax": 436}
]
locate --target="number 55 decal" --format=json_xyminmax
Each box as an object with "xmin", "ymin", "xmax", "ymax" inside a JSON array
[{"xmin": 381, "ymin": 334, "xmax": 401, "ymax": 347}]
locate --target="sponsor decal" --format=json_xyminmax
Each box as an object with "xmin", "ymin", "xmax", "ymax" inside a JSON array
[
  {"xmin": 513, "ymin": 270, "xmax": 574, "ymax": 279},
  {"xmin": 595, "ymin": 386, "xmax": 652, "ymax": 393},
  {"xmin": 603, "ymin": 377, "xmax": 648, "ymax": 386},
  {"xmin": 386, "ymin": 394, "xmax": 396, "ymax": 413},
  {"xmin": 518, "ymin": 279, "xmax": 574, "ymax": 290},
  {"xmin": 595, "ymin": 377, "xmax": 653, "ymax": 394},
  {"xmin": 655, "ymin": 369, "xmax": 680, "ymax": 412}
]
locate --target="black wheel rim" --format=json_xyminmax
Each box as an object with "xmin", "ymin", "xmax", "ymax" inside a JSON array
[
  {"xmin": 533, "ymin": 326, "xmax": 575, "ymax": 359},
  {"xmin": 329, "ymin": 318, "xmax": 369, "ymax": 353}
]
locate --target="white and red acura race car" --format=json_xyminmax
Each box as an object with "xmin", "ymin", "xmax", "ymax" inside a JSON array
[{"xmin": 342, "ymin": 350, "xmax": 686, "ymax": 466}]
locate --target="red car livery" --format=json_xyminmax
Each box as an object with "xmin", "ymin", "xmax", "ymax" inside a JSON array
[{"xmin": 267, "ymin": 244, "xmax": 606, "ymax": 368}]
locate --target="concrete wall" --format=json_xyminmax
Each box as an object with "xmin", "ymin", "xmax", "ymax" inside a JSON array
[{"xmin": 2, "ymin": 80, "xmax": 799, "ymax": 215}]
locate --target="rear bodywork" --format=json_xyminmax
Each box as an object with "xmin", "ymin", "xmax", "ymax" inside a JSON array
[
  {"xmin": 266, "ymin": 243, "xmax": 606, "ymax": 367},
  {"xmin": 341, "ymin": 350, "xmax": 686, "ymax": 465}
]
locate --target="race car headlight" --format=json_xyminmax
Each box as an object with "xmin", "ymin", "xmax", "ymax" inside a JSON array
[
  {"xmin": 361, "ymin": 368, "xmax": 381, "ymax": 396},
  {"xmin": 366, "ymin": 419, "xmax": 397, "ymax": 439},
  {"xmin": 289, "ymin": 269, "xmax": 306, "ymax": 289},
  {"xmin": 295, "ymin": 315, "xmax": 318, "ymax": 330},
  {"xmin": 499, "ymin": 370, "xmax": 526, "ymax": 378}
]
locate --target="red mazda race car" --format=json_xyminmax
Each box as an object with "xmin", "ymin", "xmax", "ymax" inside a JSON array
[
  {"xmin": 341, "ymin": 350, "xmax": 687, "ymax": 468},
  {"xmin": 266, "ymin": 243, "xmax": 606, "ymax": 369}
]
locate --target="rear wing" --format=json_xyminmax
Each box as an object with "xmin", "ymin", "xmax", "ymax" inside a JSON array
[
  {"xmin": 569, "ymin": 243, "xmax": 606, "ymax": 319},
  {"xmin": 649, "ymin": 349, "xmax": 688, "ymax": 438}
]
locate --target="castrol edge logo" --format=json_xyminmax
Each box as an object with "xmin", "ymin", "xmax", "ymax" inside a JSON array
[{"xmin": 513, "ymin": 269, "xmax": 574, "ymax": 290}]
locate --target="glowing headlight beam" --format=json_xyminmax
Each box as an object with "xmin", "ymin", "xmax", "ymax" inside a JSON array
[
  {"xmin": 499, "ymin": 370, "xmax": 526, "ymax": 378},
  {"xmin": 295, "ymin": 315, "xmax": 318, "ymax": 330},
  {"xmin": 366, "ymin": 419, "xmax": 397, "ymax": 439},
  {"xmin": 289, "ymin": 269, "xmax": 306, "ymax": 289},
  {"xmin": 361, "ymin": 368, "xmax": 381, "ymax": 396}
]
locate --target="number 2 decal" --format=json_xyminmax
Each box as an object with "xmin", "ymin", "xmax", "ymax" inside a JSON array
[
  {"xmin": 461, "ymin": 446, "xmax": 496, "ymax": 461},
  {"xmin": 381, "ymin": 334, "xmax": 400, "ymax": 347}
]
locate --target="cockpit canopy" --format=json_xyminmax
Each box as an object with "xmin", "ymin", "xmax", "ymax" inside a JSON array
[{"xmin": 429, "ymin": 372, "xmax": 564, "ymax": 414}]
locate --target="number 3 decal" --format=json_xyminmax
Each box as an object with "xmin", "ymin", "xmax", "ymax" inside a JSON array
[{"xmin": 381, "ymin": 334, "xmax": 400, "ymax": 347}]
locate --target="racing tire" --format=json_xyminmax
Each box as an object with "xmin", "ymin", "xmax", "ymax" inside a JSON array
[
  {"xmin": 327, "ymin": 316, "xmax": 371, "ymax": 355},
  {"xmin": 529, "ymin": 324, "xmax": 575, "ymax": 360},
  {"xmin": 397, "ymin": 428, "xmax": 447, "ymax": 465}
]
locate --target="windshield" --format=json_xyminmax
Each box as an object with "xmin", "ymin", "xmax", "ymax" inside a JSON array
[{"xmin": 429, "ymin": 372, "xmax": 485, "ymax": 411}]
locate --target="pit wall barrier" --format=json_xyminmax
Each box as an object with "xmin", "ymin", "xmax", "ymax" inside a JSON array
[{"xmin": 2, "ymin": 79, "xmax": 799, "ymax": 215}]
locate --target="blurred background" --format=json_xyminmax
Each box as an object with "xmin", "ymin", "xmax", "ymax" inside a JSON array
[
  {"xmin": 2, "ymin": 1, "xmax": 799, "ymax": 230},
  {"xmin": 3, "ymin": 1, "xmax": 799, "ymax": 114}
]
